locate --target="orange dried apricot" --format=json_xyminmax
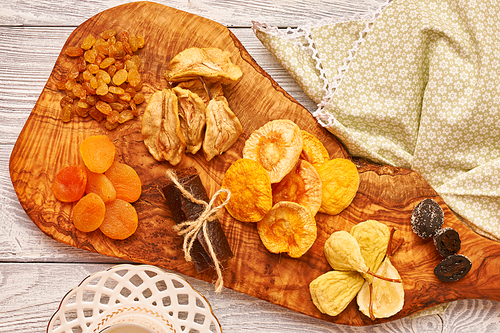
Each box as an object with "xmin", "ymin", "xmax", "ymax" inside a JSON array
[
  {"xmin": 52, "ymin": 165, "xmax": 87, "ymax": 202},
  {"xmin": 104, "ymin": 161, "xmax": 142, "ymax": 202},
  {"xmin": 85, "ymin": 169, "xmax": 116, "ymax": 203},
  {"xmin": 221, "ymin": 158, "xmax": 273, "ymax": 222},
  {"xmin": 301, "ymin": 130, "xmax": 329, "ymax": 165},
  {"xmin": 80, "ymin": 135, "xmax": 116, "ymax": 173},
  {"xmin": 314, "ymin": 158, "xmax": 360, "ymax": 215},
  {"xmin": 257, "ymin": 201, "xmax": 317, "ymax": 258},
  {"xmin": 73, "ymin": 193, "xmax": 106, "ymax": 232},
  {"xmin": 99, "ymin": 199, "xmax": 138, "ymax": 239},
  {"xmin": 272, "ymin": 159, "xmax": 322, "ymax": 216}
]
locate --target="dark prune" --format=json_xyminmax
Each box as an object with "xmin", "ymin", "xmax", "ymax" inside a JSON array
[
  {"xmin": 433, "ymin": 227, "xmax": 461, "ymax": 257},
  {"xmin": 411, "ymin": 198, "xmax": 444, "ymax": 239},
  {"xmin": 434, "ymin": 254, "xmax": 472, "ymax": 282}
]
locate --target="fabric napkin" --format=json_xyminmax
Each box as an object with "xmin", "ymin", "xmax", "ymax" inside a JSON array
[{"xmin": 253, "ymin": 0, "xmax": 500, "ymax": 241}]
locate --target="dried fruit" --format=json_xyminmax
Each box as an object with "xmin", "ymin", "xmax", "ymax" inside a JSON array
[
  {"xmin": 434, "ymin": 254, "xmax": 471, "ymax": 282},
  {"xmin": 243, "ymin": 119, "xmax": 303, "ymax": 183},
  {"xmin": 314, "ymin": 158, "xmax": 359, "ymax": 215},
  {"xmin": 411, "ymin": 198, "xmax": 444, "ymax": 239},
  {"xmin": 309, "ymin": 271, "xmax": 365, "ymax": 317},
  {"xmin": 99, "ymin": 199, "xmax": 138, "ymax": 240},
  {"xmin": 80, "ymin": 135, "xmax": 116, "ymax": 173},
  {"xmin": 85, "ymin": 170, "xmax": 116, "ymax": 203},
  {"xmin": 301, "ymin": 130, "xmax": 329, "ymax": 165},
  {"xmin": 271, "ymin": 159, "xmax": 322, "ymax": 216},
  {"xmin": 221, "ymin": 158, "xmax": 272, "ymax": 222},
  {"xmin": 52, "ymin": 165, "xmax": 87, "ymax": 202},
  {"xmin": 104, "ymin": 161, "xmax": 142, "ymax": 203},
  {"xmin": 72, "ymin": 193, "xmax": 106, "ymax": 232},
  {"xmin": 257, "ymin": 201, "xmax": 317, "ymax": 258},
  {"xmin": 433, "ymin": 227, "xmax": 461, "ymax": 257}
]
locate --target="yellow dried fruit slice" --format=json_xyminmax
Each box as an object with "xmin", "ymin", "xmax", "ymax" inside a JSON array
[
  {"xmin": 324, "ymin": 230, "xmax": 369, "ymax": 273},
  {"xmin": 243, "ymin": 119, "xmax": 303, "ymax": 183},
  {"xmin": 310, "ymin": 270, "xmax": 365, "ymax": 317},
  {"xmin": 257, "ymin": 201, "xmax": 317, "ymax": 258},
  {"xmin": 301, "ymin": 130, "xmax": 329, "ymax": 165},
  {"xmin": 221, "ymin": 158, "xmax": 272, "ymax": 222},
  {"xmin": 272, "ymin": 159, "xmax": 322, "ymax": 216},
  {"xmin": 314, "ymin": 158, "xmax": 359, "ymax": 215}
]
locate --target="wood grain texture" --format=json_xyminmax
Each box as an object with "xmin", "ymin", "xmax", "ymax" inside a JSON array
[{"xmin": 7, "ymin": 1, "xmax": 500, "ymax": 327}]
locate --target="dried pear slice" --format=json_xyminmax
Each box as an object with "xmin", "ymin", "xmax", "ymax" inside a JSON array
[
  {"xmin": 243, "ymin": 119, "xmax": 303, "ymax": 183},
  {"xmin": 301, "ymin": 130, "xmax": 329, "ymax": 165},
  {"xmin": 142, "ymin": 90, "xmax": 165, "ymax": 161},
  {"xmin": 324, "ymin": 231, "xmax": 369, "ymax": 273},
  {"xmin": 177, "ymin": 79, "xmax": 224, "ymax": 106},
  {"xmin": 314, "ymin": 158, "xmax": 359, "ymax": 215},
  {"xmin": 221, "ymin": 158, "xmax": 272, "ymax": 222},
  {"xmin": 158, "ymin": 89, "xmax": 186, "ymax": 165},
  {"xmin": 310, "ymin": 271, "xmax": 365, "ymax": 317},
  {"xmin": 271, "ymin": 159, "xmax": 322, "ymax": 216},
  {"xmin": 257, "ymin": 201, "xmax": 317, "ymax": 258},
  {"xmin": 350, "ymin": 220, "xmax": 391, "ymax": 282},
  {"xmin": 165, "ymin": 47, "xmax": 242, "ymax": 84},
  {"xmin": 357, "ymin": 258, "xmax": 404, "ymax": 319}
]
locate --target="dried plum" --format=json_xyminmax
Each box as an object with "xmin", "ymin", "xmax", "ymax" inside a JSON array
[
  {"xmin": 411, "ymin": 198, "xmax": 444, "ymax": 239},
  {"xmin": 433, "ymin": 227, "xmax": 461, "ymax": 257},
  {"xmin": 434, "ymin": 254, "xmax": 472, "ymax": 282}
]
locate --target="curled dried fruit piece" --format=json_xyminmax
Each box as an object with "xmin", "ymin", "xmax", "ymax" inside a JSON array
[
  {"xmin": 104, "ymin": 161, "xmax": 142, "ymax": 203},
  {"xmin": 221, "ymin": 158, "xmax": 272, "ymax": 222},
  {"xmin": 52, "ymin": 165, "xmax": 87, "ymax": 202},
  {"xmin": 73, "ymin": 193, "xmax": 106, "ymax": 232},
  {"xmin": 300, "ymin": 130, "xmax": 329, "ymax": 165},
  {"xmin": 434, "ymin": 254, "xmax": 471, "ymax": 282},
  {"xmin": 411, "ymin": 198, "xmax": 444, "ymax": 239},
  {"xmin": 173, "ymin": 86, "xmax": 206, "ymax": 154},
  {"xmin": 99, "ymin": 199, "xmax": 138, "ymax": 240},
  {"xmin": 314, "ymin": 158, "xmax": 359, "ymax": 215},
  {"xmin": 433, "ymin": 227, "xmax": 461, "ymax": 257},
  {"xmin": 243, "ymin": 119, "xmax": 303, "ymax": 183},
  {"xmin": 309, "ymin": 271, "xmax": 365, "ymax": 317},
  {"xmin": 271, "ymin": 159, "xmax": 322, "ymax": 216},
  {"xmin": 80, "ymin": 135, "xmax": 116, "ymax": 173},
  {"xmin": 257, "ymin": 201, "xmax": 317, "ymax": 258}
]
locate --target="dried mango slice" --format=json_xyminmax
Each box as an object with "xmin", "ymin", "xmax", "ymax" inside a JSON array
[
  {"xmin": 272, "ymin": 159, "xmax": 322, "ymax": 216},
  {"xmin": 221, "ymin": 158, "xmax": 272, "ymax": 222},
  {"xmin": 243, "ymin": 119, "xmax": 303, "ymax": 183},
  {"xmin": 310, "ymin": 271, "xmax": 365, "ymax": 317},
  {"xmin": 257, "ymin": 201, "xmax": 317, "ymax": 258},
  {"xmin": 314, "ymin": 158, "xmax": 359, "ymax": 215},
  {"xmin": 301, "ymin": 130, "xmax": 329, "ymax": 165}
]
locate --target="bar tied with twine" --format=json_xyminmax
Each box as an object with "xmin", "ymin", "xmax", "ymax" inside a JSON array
[{"xmin": 162, "ymin": 168, "xmax": 234, "ymax": 292}]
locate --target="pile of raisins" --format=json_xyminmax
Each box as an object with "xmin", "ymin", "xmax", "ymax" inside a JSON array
[{"xmin": 57, "ymin": 29, "xmax": 145, "ymax": 130}]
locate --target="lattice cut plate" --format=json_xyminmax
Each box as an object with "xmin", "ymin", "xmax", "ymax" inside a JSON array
[{"xmin": 47, "ymin": 264, "xmax": 222, "ymax": 333}]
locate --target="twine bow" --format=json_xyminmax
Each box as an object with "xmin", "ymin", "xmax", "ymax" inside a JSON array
[{"xmin": 165, "ymin": 170, "xmax": 231, "ymax": 292}]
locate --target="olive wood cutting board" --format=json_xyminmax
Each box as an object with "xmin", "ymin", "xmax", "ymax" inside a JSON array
[{"xmin": 9, "ymin": 1, "xmax": 500, "ymax": 326}]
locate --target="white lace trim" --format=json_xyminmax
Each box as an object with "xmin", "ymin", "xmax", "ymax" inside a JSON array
[{"xmin": 252, "ymin": 0, "xmax": 392, "ymax": 127}]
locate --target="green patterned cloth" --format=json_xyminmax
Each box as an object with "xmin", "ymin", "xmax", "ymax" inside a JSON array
[{"xmin": 254, "ymin": 0, "xmax": 500, "ymax": 241}]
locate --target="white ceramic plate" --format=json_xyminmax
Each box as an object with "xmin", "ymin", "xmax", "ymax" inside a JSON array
[{"xmin": 47, "ymin": 264, "xmax": 222, "ymax": 333}]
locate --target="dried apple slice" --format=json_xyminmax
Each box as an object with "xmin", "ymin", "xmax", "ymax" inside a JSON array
[
  {"xmin": 272, "ymin": 159, "xmax": 322, "ymax": 216},
  {"xmin": 301, "ymin": 130, "xmax": 329, "ymax": 165},
  {"xmin": 257, "ymin": 201, "xmax": 317, "ymax": 258},
  {"xmin": 221, "ymin": 158, "xmax": 272, "ymax": 222},
  {"xmin": 243, "ymin": 119, "xmax": 303, "ymax": 183}
]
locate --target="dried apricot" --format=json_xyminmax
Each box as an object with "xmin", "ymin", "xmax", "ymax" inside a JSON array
[
  {"xmin": 104, "ymin": 161, "xmax": 142, "ymax": 202},
  {"xmin": 243, "ymin": 119, "xmax": 303, "ymax": 183},
  {"xmin": 73, "ymin": 193, "xmax": 106, "ymax": 232},
  {"xmin": 314, "ymin": 158, "xmax": 359, "ymax": 215},
  {"xmin": 221, "ymin": 158, "xmax": 272, "ymax": 222},
  {"xmin": 52, "ymin": 165, "xmax": 87, "ymax": 202},
  {"xmin": 80, "ymin": 135, "xmax": 116, "ymax": 173},
  {"xmin": 99, "ymin": 199, "xmax": 138, "ymax": 239},
  {"xmin": 85, "ymin": 170, "xmax": 116, "ymax": 203},
  {"xmin": 301, "ymin": 130, "xmax": 329, "ymax": 165},
  {"xmin": 272, "ymin": 159, "xmax": 322, "ymax": 216},
  {"xmin": 257, "ymin": 201, "xmax": 317, "ymax": 258}
]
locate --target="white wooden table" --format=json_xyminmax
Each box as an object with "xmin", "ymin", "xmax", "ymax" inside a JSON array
[{"xmin": 1, "ymin": 1, "xmax": 500, "ymax": 332}]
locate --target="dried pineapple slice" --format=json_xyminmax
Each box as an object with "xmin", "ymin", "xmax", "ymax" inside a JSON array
[
  {"xmin": 272, "ymin": 159, "xmax": 322, "ymax": 216},
  {"xmin": 310, "ymin": 271, "xmax": 365, "ymax": 317},
  {"xmin": 314, "ymin": 158, "xmax": 359, "ymax": 215},
  {"xmin": 257, "ymin": 201, "xmax": 317, "ymax": 258},
  {"xmin": 243, "ymin": 119, "xmax": 303, "ymax": 183},
  {"xmin": 301, "ymin": 130, "xmax": 329, "ymax": 165},
  {"xmin": 221, "ymin": 158, "xmax": 272, "ymax": 222}
]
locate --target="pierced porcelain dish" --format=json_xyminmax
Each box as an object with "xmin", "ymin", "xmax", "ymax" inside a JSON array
[{"xmin": 47, "ymin": 264, "xmax": 222, "ymax": 333}]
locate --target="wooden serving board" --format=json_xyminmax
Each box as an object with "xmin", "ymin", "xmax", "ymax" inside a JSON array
[{"xmin": 9, "ymin": 1, "xmax": 500, "ymax": 326}]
